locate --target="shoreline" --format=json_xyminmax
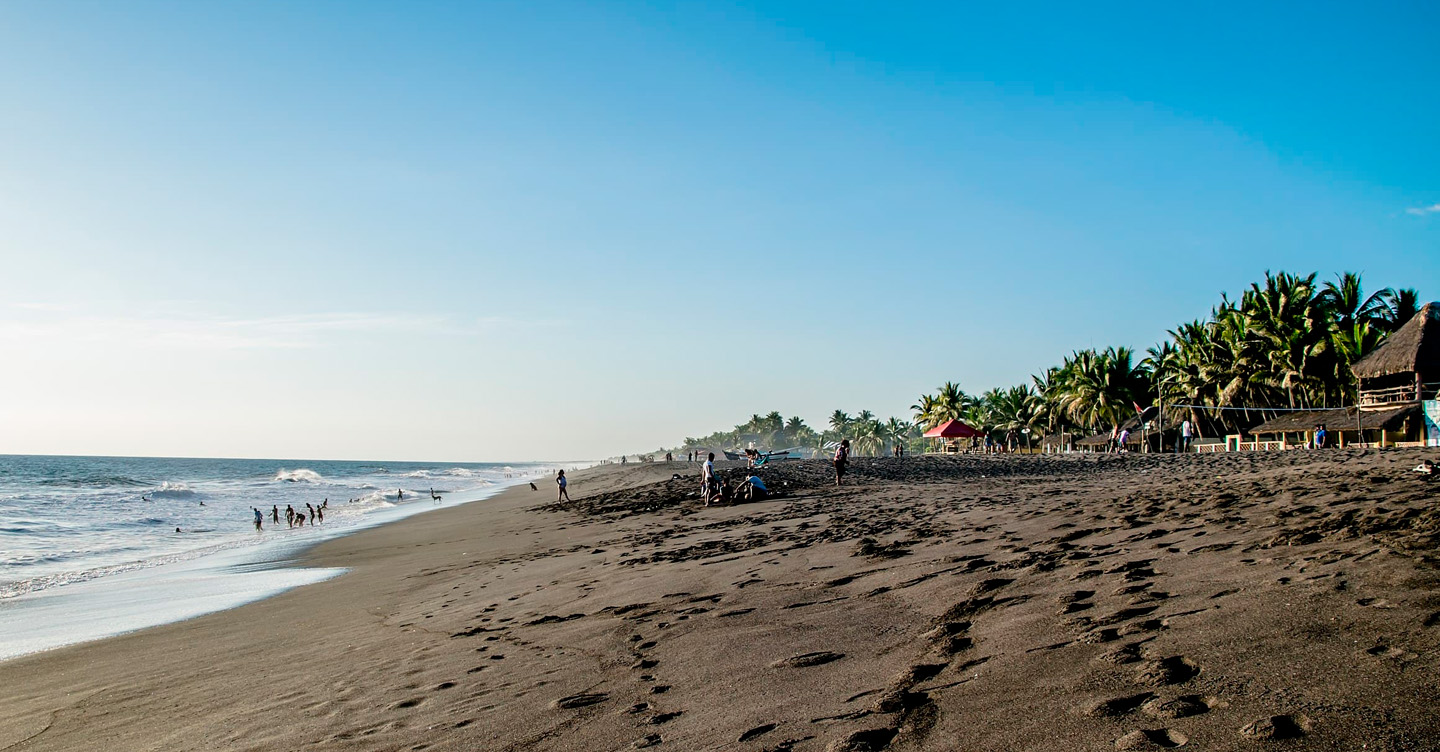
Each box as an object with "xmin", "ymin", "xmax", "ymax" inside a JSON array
[
  {"xmin": 2, "ymin": 453, "xmax": 1438, "ymax": 751},
  {"xmin": 0, "ymin": 472, "xmax": 559, "ymax": 662}
]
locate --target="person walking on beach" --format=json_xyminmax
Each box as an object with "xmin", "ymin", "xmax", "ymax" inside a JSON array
[
  {"xmin": 1179, "ymin": 419, "xmax": 1193, "ymax": 453},
  {"xmin": 556, "ymin": 469, "xmax": 571, "ymax": 503},
  {"xmin": 1315, "ymin": 424, "xmax": 1327, "ymax": 449},
  {"xmin": 252, "ymin": 507, "xmax": 263, "ymax": 532},
  {"xmin": 701, "ymin": 453, "xmax": 717, "ymax": 506},
  {"xmin": 833, "ymin": 439, "xmax": 850, "ymax": 486},
  {"xmin": 1117, "ymin": 428, "xmax": 1130, "ymax": 453}
]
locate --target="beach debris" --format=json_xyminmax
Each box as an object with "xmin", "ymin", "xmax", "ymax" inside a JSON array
[
  {"xmin": 738, "ymin": 723, "xmax": 777, "ymax": 742},
  {"xmin": 770, "ymin": 651, "xmax": 844, "ymax": 668},
  {"xmin": 552, "ymin": 692, "xmax": 609, "ymax": 709}
]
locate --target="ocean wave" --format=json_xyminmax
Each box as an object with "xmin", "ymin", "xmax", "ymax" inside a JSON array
[
  {"xmin": 274, "ymin": 468, "xmax": 323, "ymax": 483},
  {"xmin": 151, "ymin": 481, "xmax": 196, "ymax": 497},
  {"xmin": 401, "ymin": 470, "xmax": 432, "ymax": 478},
  {"xmin": 37, "ymin": 475, "xmax": 149, "ymax": 488},
  {"xmin": 351, "ymin": 490, "xmax": 399, "ymax": 507}
]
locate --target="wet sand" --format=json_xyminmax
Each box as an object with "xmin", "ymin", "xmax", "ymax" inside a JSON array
[{"xmin": 2, "ymin": 450, "xmax": 1439, "ymax": 751}]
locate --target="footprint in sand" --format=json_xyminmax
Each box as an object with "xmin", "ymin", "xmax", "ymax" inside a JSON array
[
  {"xmin": 771, "ymin": 651, "xmax": 845, "ymax": 668},
  {"xmin": 1239, "ymin": 714, "xmax": 1309, "ymax": 740},
  {"xmin": 825, "ymin": 728, "xmax": 897, "ymax": 752},
  {"xmin": 1134, "ymin": 656, "xmax": 1200, "ymax": 686},
  {"xmin": 1141, "ymin": 695, "xmax": 1210, "ymax": 719},
  {"xmin": 1114, "ymin": 728, "xmax": 1188, "ymax": 749},
  {"xmin": 1078, "ymin": 692, "xmax": 1151, "ymax": 718}
]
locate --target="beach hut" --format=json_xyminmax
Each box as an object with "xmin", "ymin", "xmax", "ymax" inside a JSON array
[
  {"xmin": 923, "ymin": 419, "xmax": 983, "ymax": 453},
  {"xmin": 1041, "ymin": 431, "xmax": 1077, "ymax": 453},
  {"xmin": 1250, "ymin": 404, "xmax": 1422, "ymax": 448},
  {"xmin": 1352, "ymin": 302, "xmax": 1440, "ymax": 407},
  {"xmin": 1250, "ymin": 304, "xmax": 1439, "ymax": 448}
]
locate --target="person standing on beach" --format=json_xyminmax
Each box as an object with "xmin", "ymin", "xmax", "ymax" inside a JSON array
[
  {"xmin": 306, "ymin": 503, "xmax": 316, "ymax": 525},
  {"xmin": 271, "ymin": 505, "xmax": 279, "ymax": 525},
  {"xmin": 833, "ymin": 440, "xmax": 850, "ymax": 486},
  {"xmin": 252, "ymin": 507, "xmax": 263, "ymax": 531},
  {"xmin": 1179, "ymin": 419, "xmax": 1193, "ymax": 453},
  {"xmin": 285, "ymin": 505, "xmax": 295, "ymax": 528},
  {"xmin": 701, "ymin": 453, "xmax": 717, "ymax": 506},
  {"xmin": 556, "ymin": 469, "xmax": 571, "ymax": 502}
]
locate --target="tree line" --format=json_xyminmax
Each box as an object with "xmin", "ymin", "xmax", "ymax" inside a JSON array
[
  {"xmin": 913, "ymin": 271, "xmax": 1422, "ymax": 440},
  {"xmin": 662, "ymin": 271, "xmax": 1422, "ymax": 458}
]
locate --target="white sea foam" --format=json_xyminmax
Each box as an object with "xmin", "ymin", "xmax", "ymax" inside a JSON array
[
  {"xmin": 274, "ymin": 468, "xmax": 323, "ymax": 483},
  {"xmin": 0, "ymin": 455, "xmax": 577, "ymax": 659}
]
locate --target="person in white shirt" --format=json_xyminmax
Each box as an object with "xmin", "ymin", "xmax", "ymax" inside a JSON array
[
  {"xmin": 1179, "ymin": 419, "xmax": 1193, "ymax": 453},
  {"xmin": 701, "ymin": 453, "xmax": 716, "ymax": 506}
]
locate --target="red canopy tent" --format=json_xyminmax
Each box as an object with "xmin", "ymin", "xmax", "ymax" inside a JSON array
[
  {"xmin": 923, "ymin": 419, "xmax": 983, "ymax": 453},
  {"xmin": 923, "ymin": 419, "xmax": 982, "ymax": 438}
]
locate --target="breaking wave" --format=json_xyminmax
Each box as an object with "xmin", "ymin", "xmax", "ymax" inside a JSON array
[{"xmin": 274, "ymin": 469, "xmax": 323, "ymax": 483}]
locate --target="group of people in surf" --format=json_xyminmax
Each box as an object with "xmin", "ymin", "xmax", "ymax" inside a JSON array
[{"xmin": 251, "ymin": 500, "xmax": 329, "ymax": 531}]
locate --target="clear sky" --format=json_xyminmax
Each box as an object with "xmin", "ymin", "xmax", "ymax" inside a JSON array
[{"xmin": 1, "ymin": 1, "xmax": 1436, "ymax": 461}]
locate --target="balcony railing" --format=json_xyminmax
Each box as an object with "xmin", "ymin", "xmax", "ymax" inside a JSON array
[{"xmin": 1358, "ymin": 382, "xmax": 1440, "ymax": 407}]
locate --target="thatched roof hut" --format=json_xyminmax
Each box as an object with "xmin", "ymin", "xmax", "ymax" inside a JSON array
[
  {"xmin": 1352, "ymin": 302, "xmax": 1440, "ymax": 405},
  {"xmin": 1250, "ymin": 404, "xmax": 1417, "ymax": 435}
]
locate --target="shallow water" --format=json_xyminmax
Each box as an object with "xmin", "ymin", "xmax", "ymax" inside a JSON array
[{"xmin": 0, "ymin": 454, "xmax": 579, "ymax": 660}]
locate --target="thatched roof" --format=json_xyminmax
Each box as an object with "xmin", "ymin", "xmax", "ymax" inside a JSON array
[
  {"xmin": 1076, "ymin": 431, "xmax": 1144, "ymax": 446},
  {"xmin": 1352, "ymin": 302, "xmax": 1440, "ymax": 379},
  {"xmin": 1250, "ymin": 404, "xmax": 1417, "ymax": 435}
]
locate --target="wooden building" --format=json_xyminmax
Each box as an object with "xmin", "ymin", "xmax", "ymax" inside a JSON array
[{"xmin": 1251, "ymin": 302, "xmax": 1439, "ymax": 448}]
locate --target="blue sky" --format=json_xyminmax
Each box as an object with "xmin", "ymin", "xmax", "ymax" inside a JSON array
[{"xmin": 0, "ymin": 1, "xmax": 1436, "ymax": 460}]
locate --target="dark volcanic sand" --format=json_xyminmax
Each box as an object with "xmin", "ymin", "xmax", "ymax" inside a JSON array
[{"xmin": 2, "ymin": 450, "xmax": 1439, "ymax": 751}]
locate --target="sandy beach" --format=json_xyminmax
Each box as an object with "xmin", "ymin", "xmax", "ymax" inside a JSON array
[{"xmin": 3, "ymin": 451, "xmax": 1439, "ymax": 751}]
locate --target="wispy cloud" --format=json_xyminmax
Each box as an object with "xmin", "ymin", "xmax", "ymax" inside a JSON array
[{"xmin": 1405, "ymin": 203, "xmax": 1440, "ymax": 216}]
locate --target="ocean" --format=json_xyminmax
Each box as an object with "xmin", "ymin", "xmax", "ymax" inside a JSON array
[{"xmin": 0, "ymin": 454, "xmax": 574, "ymax": 659}]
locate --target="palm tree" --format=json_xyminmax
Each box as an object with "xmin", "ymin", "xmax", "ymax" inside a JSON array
[
  {"xmin": 1378, "ymin": 288, "xmax": 1420, "ymax": 332},
  {"xmin": 911, "ymin": 393, "xmax": 941, "ymax": 430},
  {"xmin": 1053, "ymin": 347, "xmax": 1149, "ymax": 432},
  {"xmin": 828, "ymin": 410, "xmax": 854, "ymax": 439},
  {"xmin": 883, "ymin": 417, "xmax": 911, "ymax": 454},
  {"xmin": 1318, "ymin": 272, "xmax": 1390, "ymax": 329}
]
